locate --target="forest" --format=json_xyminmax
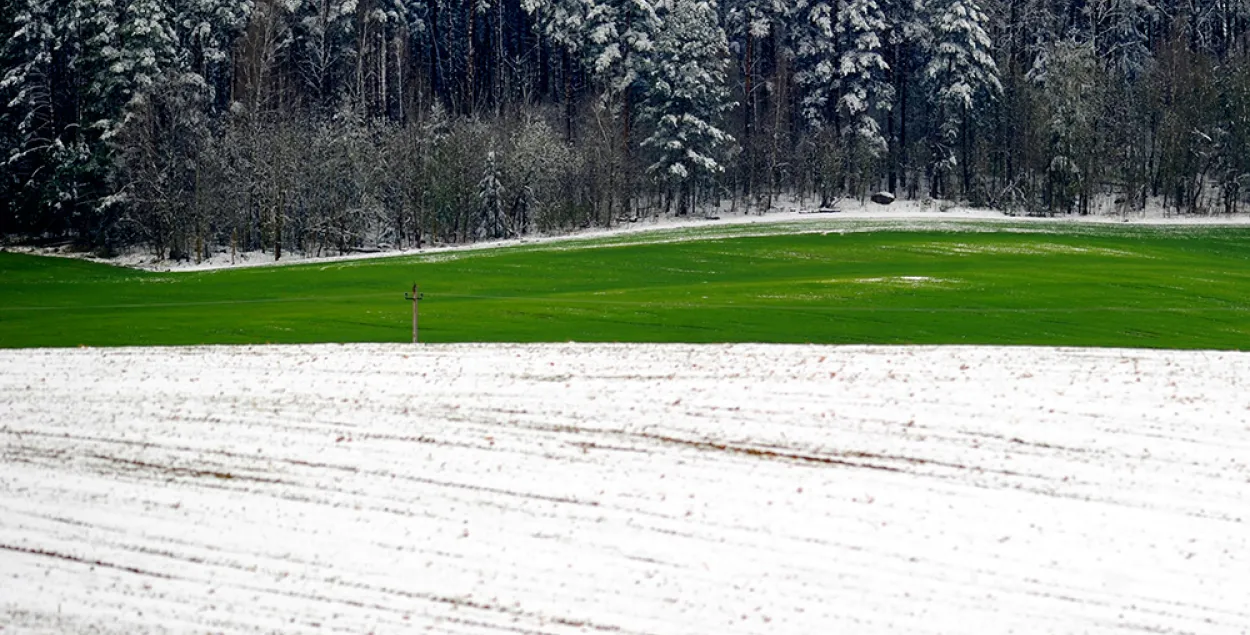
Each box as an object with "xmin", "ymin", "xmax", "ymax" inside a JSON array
[{"xmin": 3, "ymin": 0, "xmax": 1250, "ymax": 259}]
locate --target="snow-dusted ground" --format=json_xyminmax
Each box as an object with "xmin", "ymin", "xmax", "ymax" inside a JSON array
[
  {"xmin": 10, "ymin": 197, "xmax": 1250, "ymax": 272},
  {"xmin": 2, "ymin": 343, "xmax": 1249, "ymax": 634}
]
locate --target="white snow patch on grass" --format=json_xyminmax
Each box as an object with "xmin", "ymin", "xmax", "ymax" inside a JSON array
[
  {"xmin": 846, "ymin": 275, "xmax": 958, "ymax": 286},
  {"xmin": 892, "ymin": 241, "xmax": 1144, "ymax": 258},
  {"xmin": 2, "ymin": 343, "xmax": 1249, "ymax": 634}
]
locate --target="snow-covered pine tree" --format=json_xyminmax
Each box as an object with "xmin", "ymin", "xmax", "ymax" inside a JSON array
[
  {"xmin": 791, "ymin": 0, "xmax": 838, "ymax": 128},
  {"xmin": 177, "ymin": 0, "xmax": 253, "ymax": 112},
  {"xmin": 584, "ymin": 0, "xmax": 660, "ymax": 96},
  {"xmin": 725, "ymin": 0, "xmax": 784, "ymax": 45},
  {"xmin": 1, "ymin": 0, "xmax": 116, "ymax": 235},
  {"xmin": 921, "ymin": 0, "xmax": 999, "ymax": 198},
  {"xmin": 477, "ymin": 149, "xmax": 505, "ymax": 239},
  {"xmin": 724, "ymin": 0, "xmax": 785, "ymax": 128},
  {"xmin": 113, "ymin": 0, "xmax": 185, "ymax": 111},
  {"xmin": 584, "ymin": 0, "xmax": 661, "ymax": 149},
  {"xmin": 793, "ymin": 0, "xmax": 892, "ymax": 139},
  {"xmin": 2, "ymin": 0, "xmax": 64, "ymax": 226},
  {"xmin": 3, "ymin": 0, "xmax": 59, "ymax": 161},
  {"xmin": 790, "ymin": 0, "xmax": 891, "ymax": 200},
  {"xmin": 724, "ymin": 0, "xmax": 784, "ymax": 195},
  {"xmin": 834, "ymin": 0, "xmax": 892, "ymax": 158},
  {"xmin": 640, "ymin": 0, "xmax": 734, "ymax": 215},
  {"xmin": 522, "ymin": 0, "xmax": 590, "ymax": 51}
]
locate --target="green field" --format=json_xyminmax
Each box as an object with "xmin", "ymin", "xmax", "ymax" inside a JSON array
[{"xmin": 2, "ymin": 220, "xmax": 1249, "ymax": 349}]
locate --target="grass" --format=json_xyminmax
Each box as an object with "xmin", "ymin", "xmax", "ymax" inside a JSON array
[{"xmin": 2, "ymin": 219, "xmax": 1249, "ymax": 350}]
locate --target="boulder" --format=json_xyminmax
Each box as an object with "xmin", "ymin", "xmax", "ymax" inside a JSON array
[{"xmin": 871, "ymin": 191, "xmax": 896, "ymax": 205}]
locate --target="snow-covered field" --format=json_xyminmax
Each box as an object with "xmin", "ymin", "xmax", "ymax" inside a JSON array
[{"xmin": 2, "ymin": 343, "xmax": 1248, "ymax": 634}]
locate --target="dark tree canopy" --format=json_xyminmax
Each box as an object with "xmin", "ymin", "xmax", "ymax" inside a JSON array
[{"xmin": 3, "ymin": 0, "xmax": 1250, "ymax": 258}]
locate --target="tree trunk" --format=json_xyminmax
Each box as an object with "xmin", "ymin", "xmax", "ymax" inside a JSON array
[
  {"xmin": 563, "ymin": 47, "xmax": 574, "ymax": 141},
  {"xmin": 495, "ymin": 0, "xmax": 504, "ymax": 115},
  {"xmin": 961, "ymin": 108, "xmax": 971, "ymax": 198},
  {"xmin": 429, "ymin": 0, "xmax": 444, "ymax": 105},
  {"xmin": 898, "ymin": 43, "xmax": 909, "ymax": 198},
  {"xmin": 465, "ymin": 0, "xmax": 475, "ymax": 114},
  {"xmin": 744, "ymin": 30, "xmax": 754, "ymax": 199},
  {"xmin": 887, "ymin": 39, "xmax": 897, "ymax": 195}
]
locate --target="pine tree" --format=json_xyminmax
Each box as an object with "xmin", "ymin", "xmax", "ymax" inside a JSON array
[
  {"xmin": 477, "ymin": 149, "xmax": 505, "ymax": 238},
  {"xmin": 584, "ymin": 0, "xmax": 661, "ymax": 147},
  {"xmin": 177, "ymin": 0, "xmax": 253, "ymax": 111},
  {"xmin": 834, "ymin": 0, "xmax": 892, "ymax": 156},
  {"xmin": 114, "ymin": 0, "xmax": 184, "ymax": 104},
  {"xmin": 725, "ymin": 0, "xmax": 784, "ymax": 42},
  {"xmin": 791, "ymin": 0, "xmax": 838, "ymax": 128},
  {"xmin": 1, "ymin": 0, "xmax": 62, "ymax": 226},
  {"xmin": 922, "ymin": 0, "xmax": 1000, "ymax": 197},
  {"xmin": 584, "ymin": 0, "xmax": 659, "ymax": 95},
  {"xmin": 724, "ymin": 0, "xmax": 784, "ymax": 193},
  {"xmin": 640, "ymin": 0, "xmax": 734, "ymax": 214},
  {"xmin": 1, "ymin": 0, "xmax": 110, "ymax": 236},
  {"xmin": 523, "ymin": 0, "xmax": 591, "ymax": 50},
  {"xmin": 2, "ymin": 0, "xmax": 58, "ymax": 156}
]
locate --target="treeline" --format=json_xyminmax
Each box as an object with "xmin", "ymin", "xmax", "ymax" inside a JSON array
[{"xmin": 3, "ymin": 0, "xmax": 1250, "ymax": 259}]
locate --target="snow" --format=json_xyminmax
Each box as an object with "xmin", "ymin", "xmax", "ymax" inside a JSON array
[
  {"xmin": 2, "ymin": 343, "xmax": 1249, "ymax": 633},
  {"xmin": 9, "ymin": 197, "xmax": 1250, "ymax": 274}
]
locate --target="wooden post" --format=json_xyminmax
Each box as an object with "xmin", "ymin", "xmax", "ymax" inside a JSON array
[{"xmin": 404, "ymin": 284, "xmax": 423, "ymax": 343}]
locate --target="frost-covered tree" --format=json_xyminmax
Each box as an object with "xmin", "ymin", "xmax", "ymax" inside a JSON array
[
  {"xmin": 521, "ymin": 0, "xmax": 595, "ymax": 138},
  {"xmin": 503, "ymin": 117, "xmax": 575, "ymax": 233},
  {"xmin": 922, "ymin": 0, "xmax": 1000, "ymax": 197},
  {"xmin": 289, "ymin": 0, "xmax": 357, "ymax": 109},
  {"xmin": 1028, "ymin": 39, "xmax": 1105, "ymax": 214},
  {"xmin": 113, "ymin": 70, "xmax": 211, "ymax": 258},
  {"xmin": 640, "ymin": 0, "xmax": 734, "ymax": 214},
  {"xmin": 1091, "ymin": 0, "xmax": 1155, "ymax": 81}
]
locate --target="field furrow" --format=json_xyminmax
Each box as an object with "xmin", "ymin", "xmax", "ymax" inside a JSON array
[{"xmin": 1, "ymin": 344, "xmax": 1248, "ymax": 634}]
